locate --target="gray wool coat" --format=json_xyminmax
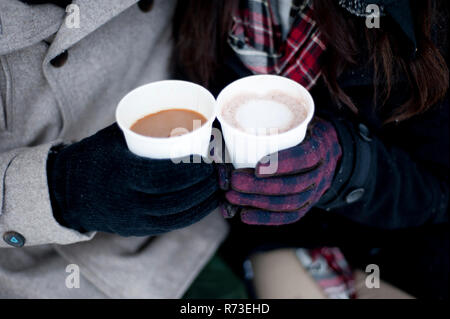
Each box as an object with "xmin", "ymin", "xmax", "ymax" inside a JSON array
[{"xmin": 0, "ymin": 0, "xmax": 228, "ymax": 298}]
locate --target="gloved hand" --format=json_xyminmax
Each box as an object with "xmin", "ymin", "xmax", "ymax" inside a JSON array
[
  {"xmin": 219, "ymin": 118, "xmax": 342, "ymax": 225},
  {"xmin": 47, "ymin": 123, "xmax": 219, "ymax": 236}
]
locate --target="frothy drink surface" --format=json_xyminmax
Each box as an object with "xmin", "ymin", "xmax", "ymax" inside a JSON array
[{"xmin": 221, "ymin": 91, "xmax": 308, "ymax": 135}]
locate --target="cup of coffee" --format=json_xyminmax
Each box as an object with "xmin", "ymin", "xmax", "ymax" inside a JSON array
[
  {"xmin": 217, "ymin": 75, "xmax": 314, "ymax": 169},
  {"xmin": 116, "ymin": 80, "xmax": 217, "ymax": 159}
]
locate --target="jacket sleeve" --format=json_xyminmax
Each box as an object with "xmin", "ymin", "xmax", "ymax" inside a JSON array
[
  {"xmin": 0, "ymin": 143, "xmax": 95, "ymax": 248},
  {"xmin": 317, "ymin": 97, "xmax": 449, "ymax": 229}
]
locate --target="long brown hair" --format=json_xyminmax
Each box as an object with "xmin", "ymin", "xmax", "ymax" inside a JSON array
[
  {"xmin": 173, "ymin": 0, "xmax": 449, "ymax": 124},
  {"xmin": 173, "ymin": 0, "xmax": 237, "ymax": 86}
]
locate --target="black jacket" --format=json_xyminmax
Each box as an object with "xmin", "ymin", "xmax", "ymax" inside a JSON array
[
  {"xmin": 314, "ymin": 64, "xmax": 449, "ymax": 229},
  {"xmin": 211, "ymin": 45, "xmax": 448, "ymax": 229},
  {"xmin": 209, "ymin": 5, "xmax": 449, "ymax": 299}
]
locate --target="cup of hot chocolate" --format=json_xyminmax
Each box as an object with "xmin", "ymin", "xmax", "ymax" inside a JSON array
[
  {"xmin": 116, "ymin": 80, "xmax": 217, "ymax": 159},
  {"xmin": 217, "ymin": 75, "xmax": 314, "ymax": 170}
]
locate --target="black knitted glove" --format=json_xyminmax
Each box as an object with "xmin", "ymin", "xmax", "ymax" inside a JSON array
[{"xmin": 47, "ymin": 123, "xmax": 219, "ymax": 237}]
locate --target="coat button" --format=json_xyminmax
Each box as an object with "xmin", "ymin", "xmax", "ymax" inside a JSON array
[
  {"xmin": 3, "ymin": 231, "xmax": 25, "ymax": 247},
  {"xmin": 50, "ymin": 50, "xmax": 68, "ymax": 68},
  {"xmin": 345, "ymin": 188, "xmax": 365, "ymax": 204},
  {"xmin": 138, "ymin": 0, "xmax": 154, "ymax": 12},
  {"xmin": 358, "ymin": 123, "xmax": 372, "ymax": 142}
]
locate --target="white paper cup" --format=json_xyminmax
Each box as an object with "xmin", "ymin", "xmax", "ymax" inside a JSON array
[
  {"xmin": 217, "ymin": 75, "xmax": 315, "ymax": 169},
  {"xmin": 116, "ymin": 80, "xmax": 217, "ymax": 159}
]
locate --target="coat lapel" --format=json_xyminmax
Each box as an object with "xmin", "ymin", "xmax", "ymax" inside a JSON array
[
  {"xmin": 45, "ymin": 0, "xmax": 139, "ymax": 62},
  {"xmin": 0, "ymin": 1, "xmax": 64, "ymax": 55},
  {"xmin": 0, "ymin": 0, "xmax": 139, "ymax": 57}
]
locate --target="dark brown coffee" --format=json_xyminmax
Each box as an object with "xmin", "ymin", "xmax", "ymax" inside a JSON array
[{"xmin": 130, "ymin": 109, "xmax": 207, "ymax": 138}]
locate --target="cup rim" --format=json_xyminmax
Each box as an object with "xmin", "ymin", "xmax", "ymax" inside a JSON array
[
  {"xmin": 216, "ymin": 74, "xmax": 315, "ymax": 139},
  {"xmin": 116, "ymin": 80, "xmax": 217, "ymax": 142}
]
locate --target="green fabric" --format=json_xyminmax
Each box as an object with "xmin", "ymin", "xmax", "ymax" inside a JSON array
[{"xmin": 183, "ymin": 254, "xmax": 249, "ymax": 299}]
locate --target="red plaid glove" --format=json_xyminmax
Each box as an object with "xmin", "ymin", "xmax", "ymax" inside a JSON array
[{"xmin": 219, "ymin": 118, "xmax": 342, "ymax": 225}]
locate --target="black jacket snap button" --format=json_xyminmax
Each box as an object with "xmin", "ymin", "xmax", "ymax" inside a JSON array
[
  {"xmin": 50, "ymin": 50, "xmax": 68, "ymax": 68},
  {"xmin": 358, "ymin": 123, "xmax": 373, "ymax": 142},
  {"xmin": 138, "ymin": 0, "xmax": 154, "ymax": 12},
  {"xmin": 345, "ymin": 188, "xmax": 365, "ymax": 204}
]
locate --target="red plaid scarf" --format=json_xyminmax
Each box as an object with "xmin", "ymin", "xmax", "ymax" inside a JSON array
[
  {"xmin": 297, "ymin": 247, "xmax": 357, "ymax": 299},
  {"xmin": 228, "ymin": 0, "xmax": 326, "ymax": 90}
]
